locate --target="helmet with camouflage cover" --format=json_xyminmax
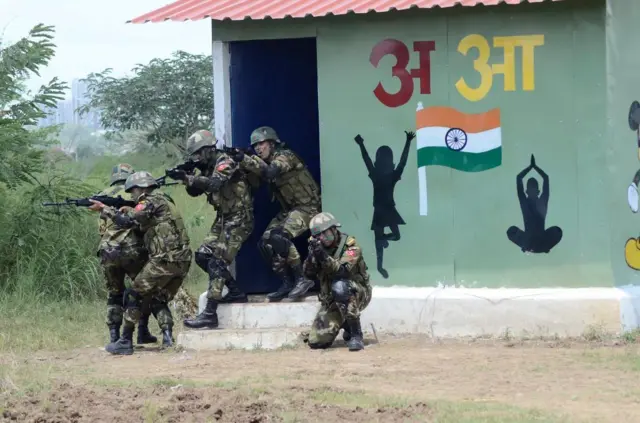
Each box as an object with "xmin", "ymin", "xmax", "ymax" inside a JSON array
[
  {"xmin": 110, "ymin": 163, "xmax": 135, "ymax": 185},
  {"xmin": 250, "ymin": 126, "xmax": 280, "ymax": 146},
  {"xmin": 309, "ymin": 212, "xmax": 341, "ymax": 236},
  {"xmin": 124, "ymin": 171, "xmax": 159, "ymax": 193},
  {"xmin": 186, "ymin": 129, "xmax": 216, "ymax": 155}
]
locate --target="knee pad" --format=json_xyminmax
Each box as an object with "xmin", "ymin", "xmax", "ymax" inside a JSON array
[
  {"xmin": 331, "ymin": 280, "xmax": 353, "ymax": 304},
  {"xmin": 308, "ymin": 341, "xmax": 332, "ymax": 350},
  {"xmin": 150, "ymin": 297, "xmax": 168, "ymax": 317},
  {"xmin": 123, "ymin": 288, "xmax": 142, "ymax": 309},
  {"xmin": 107, "ymin": 293, "xmax": 123, "ymax": 306},
  {"xmin": 195, "ymin": 245, "xmax": 215, "ymax": 272},
  {"xmin": 207, "ymin": 257, "xmax": 231, "ymax": 280},
  {"xmin": 265, "ymin": 227, "xmax": 291, "ymax": 257}
]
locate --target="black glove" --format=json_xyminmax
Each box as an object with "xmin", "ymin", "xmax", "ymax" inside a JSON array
[
  {"xmin": 232, "ymin": 150, "xmax": 245, "ymax": 162},
  {"xmin": 310, "ymin": 238, "xmax": 327, "ymax": 261},
  {"xmin": 166, "ymin": 168, "xmax": 187, "ymax": 181}
]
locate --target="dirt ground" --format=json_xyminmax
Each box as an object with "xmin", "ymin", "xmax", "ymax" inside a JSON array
[{"xmin": 1, "ymin": 335, "xmax": 639, "ymax": 422}]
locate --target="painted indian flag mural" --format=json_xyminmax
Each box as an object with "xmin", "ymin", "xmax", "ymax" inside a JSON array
[{"xmin": 416, "ymin": 102, "xmax": 502, "ymax": 215}]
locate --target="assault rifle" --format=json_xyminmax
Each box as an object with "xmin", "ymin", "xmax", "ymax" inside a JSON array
[
  {"xmin": 222, "ymin": 145, "xmax": 253, "ymax": 159},
  {"xmin": 164, "ymin": 159, "xmax": 200, "ymax": 181},
  {"xmin": 42, "ymin": 195, "xmax": 136, "ymax": 208}
]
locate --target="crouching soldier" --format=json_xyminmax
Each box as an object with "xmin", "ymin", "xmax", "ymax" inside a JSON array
[
  {"xmin": 90, "ymin": 171, "xmax": 192, "ymax": 355},
  {"xmin": 303, "ymin": 212, "xmax": 372, "ymax": 351}
]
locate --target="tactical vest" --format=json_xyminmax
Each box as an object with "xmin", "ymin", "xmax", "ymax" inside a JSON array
[
  {"xmin": 139, "ymin": 192, "xmax": 191, "ymax": 261},
  {"xmin": 270, "ymin": 148, "xmax": 320, "ymax": 211},
  {"xmin": 203, "ymin": 153, "xmax": 253, "ymax": 216}
]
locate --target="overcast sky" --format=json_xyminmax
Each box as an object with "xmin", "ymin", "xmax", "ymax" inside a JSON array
[{"xmin": 0, "ymin": 0, "xmax": 212, "ymax": 98}]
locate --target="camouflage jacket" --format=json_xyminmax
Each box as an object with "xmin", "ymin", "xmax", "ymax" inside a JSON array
[
  {"xmin": 241, "ymin": 147, "xmax": 320, "ymax": 212},
  {"xmin": 303, "ymin": 233, "xmax": 370, "ymax": 305},
  {"xmin": 103, "ymin": 191, "xmax": 192, "ymax": 262},
  {"xmin": 97, "ymin": 183, "xmax": 144, "ymax": 252},
  {"xmin": 185, "ymin": 151, "xmax": 254, "ymax": 216}
]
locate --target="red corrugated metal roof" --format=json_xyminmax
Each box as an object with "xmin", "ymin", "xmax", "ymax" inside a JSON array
[{"xmin": 128, "ymin": 0, "xmax": 564, "ymax": 23}]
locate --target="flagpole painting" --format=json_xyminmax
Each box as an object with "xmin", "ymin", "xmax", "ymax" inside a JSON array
[{"xmin": 415, "ymin": 102, "xmax": 503, "ymax": 216}]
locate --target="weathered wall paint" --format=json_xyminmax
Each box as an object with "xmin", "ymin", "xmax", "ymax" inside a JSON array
[
  {"xmin": 606, "ymin": 0, "xmax": 640, "ymax": 289},
  {"xmin": 213, "ymin": 0, "xmax": 608, "ymax": 288}
]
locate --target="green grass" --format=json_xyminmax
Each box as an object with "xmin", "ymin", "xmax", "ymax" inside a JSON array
[
  {"xmin": 291, "ymin": 388, "xmax": 578, "ymax": 422},
  {"xmin": 0, "ymin": 296, "xmax": 105, "ymax": 353},
  {"xmin": 580, "ymin": 349, "xmax": 640, "ymax": 372},
  {"xmin": 0, "ymin": 151, "xmax": 213, "ymax": 353}
]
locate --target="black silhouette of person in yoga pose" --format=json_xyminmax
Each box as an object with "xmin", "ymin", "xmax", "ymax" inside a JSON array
[
  {"xmin": 354, "ymin": 131, "xmax": 414, "ymax": 278},
  {"xmin": 507, "ymin": 154, "xmax": 562, "ymax": 253}
]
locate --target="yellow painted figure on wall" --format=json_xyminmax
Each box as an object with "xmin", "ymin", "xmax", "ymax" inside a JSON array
[{"xmin": 624, "ymin": 101, "xmax": 640, "ymax": 270}]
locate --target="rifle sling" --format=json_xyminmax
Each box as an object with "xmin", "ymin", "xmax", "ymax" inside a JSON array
[{"xmin": 333, "ymin": 232, "xmax": 348, "ymax": 260}]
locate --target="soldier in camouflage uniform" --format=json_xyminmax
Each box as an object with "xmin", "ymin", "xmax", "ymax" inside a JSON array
[
  {"xmin": 303, "ymin": 212, "xmax": 372, "ymax": 352},
  {"xmin": 96, "ymin": 164, "xmax": 159, "ymax": 345},
  {"xmin": 171, "ymin": 130, "xmax": 254, "ymax": 330},
  {"xmin": 90, "ymin": 171, "xmax": 192, "ymax": 355},
  {"xmin": 234, "ymin": 126, "xmax": 320, "ymax": 301}
]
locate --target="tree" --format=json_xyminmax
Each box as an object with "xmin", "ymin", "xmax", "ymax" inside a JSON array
[
  {"xmin": 0, "ymin": 24, "xmax": 67, "ymax": 187},
  {"xmin": 79, "ymin": 51, "xmax": 213, "ymax": 146}
]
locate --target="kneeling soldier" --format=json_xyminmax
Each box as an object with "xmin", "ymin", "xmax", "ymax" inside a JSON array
[{"xmin": 303, "ymin": 212, "xmax": 372, "ymax": 351}]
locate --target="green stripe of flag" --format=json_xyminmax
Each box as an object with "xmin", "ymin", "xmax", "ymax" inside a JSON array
[{"xmin": 417, "ymin": 146, "xmax": 502, "ymax": 172}]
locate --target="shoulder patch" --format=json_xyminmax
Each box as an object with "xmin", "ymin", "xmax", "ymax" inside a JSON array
[
  {"xmin": 134, "ymin": 202, "xmax": 146, "ymax": 211},
  {"xmin": 346, "ymin": 237, "xmax": 357, "ymax": 247},
  {"xmin": 216, "ymin": 163, "xmax": 230, "ymax": 172},
  {"xmin": 346, "ymin": 249, "xmax": 357, "ymax": 257}
]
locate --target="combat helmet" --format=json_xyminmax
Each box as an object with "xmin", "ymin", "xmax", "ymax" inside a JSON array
[
  {"xmin": 124, "ymin": 171, "xmax": 159, "ymax": 193},
  {"xmin": 309, "ymin": 212, "xmax": 341, "ymax": 236},
  {"xmin": 110, "ymin": 163, "xmax": 135, "ymax": 186},
  {"xmin": 250, "ymin": 126, "xmax": 280, "ymax": 146},
  {"xmin": 186, "ymin": 129, "xmax": 216, "ymax": 156}
]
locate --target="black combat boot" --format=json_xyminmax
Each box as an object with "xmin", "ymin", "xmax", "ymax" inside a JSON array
[
  {"xmin": 183, "ymin": 298, "xmax": 219, "ymax": 329},
  {"xmin": 219, "ymin": 278, "xmax": 248, "ymax": 303},
  {"xmin": 162, "ymin": 326, "xmax": 174, "ymax": 347},
  {"xmin": 345, "ymin": 318, "xmax": 364, "ymax": 352},
  {"xmin": 266, "ymin": 270, "xmax": 295, "ymax": 302},
  {"xmin": 108, "ymin": 324, "xmax": 120, "ymax": 343},
  {"xmin": 287, "ymin": 263, "xmax": 314, "ymax": 300},
  {"xmin": 105, "ymin": 325, "xmax": 134, "ymax": 355},
  {"xmin": 136, "ymin": 313, "xmax": 158, "ymax": 344}
]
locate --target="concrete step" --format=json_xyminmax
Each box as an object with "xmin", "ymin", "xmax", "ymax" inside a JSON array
[
  {"xmin": 199, "ymin": 293, "xmax": 319, "ymax": 329},
  {"xmin": 177, "ymin": 327, "xmax": 307, "ymax": 351}
]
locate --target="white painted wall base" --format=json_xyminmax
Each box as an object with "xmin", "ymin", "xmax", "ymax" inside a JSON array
[
  {"xmin": 186, "ymin": 286, "xmax": 640, "ymax": 349},
  {"xmin": 177, "ymin": 328, "xmax": 303, "ymax": 351}
]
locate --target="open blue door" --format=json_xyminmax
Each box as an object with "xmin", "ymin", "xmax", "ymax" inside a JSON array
[{"xmin": 229, "ymin": 37, "xmax": 321, "ymax": 294}]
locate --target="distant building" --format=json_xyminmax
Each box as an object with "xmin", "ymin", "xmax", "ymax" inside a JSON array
[{"xmin": 37, "ymin": 78, "xmax": 101, "ymax": 129}]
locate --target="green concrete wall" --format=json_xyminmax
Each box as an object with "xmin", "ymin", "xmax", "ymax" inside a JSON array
[
  {"xmin": 606, "ymin": 0, "xmax": 640, "ymax": 289},
  {"xmin": 213, "ymin": 0, "xmax": 608, "ymax": 288}
]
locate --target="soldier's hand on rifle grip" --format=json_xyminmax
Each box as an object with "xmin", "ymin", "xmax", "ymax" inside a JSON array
[
  {"xmin": 232, "ymin": 150, "xmax": 245, "ymax": 162},
  {"xmin": 88, "ymin": 199, "xmax": 105, "ymax": 212}
]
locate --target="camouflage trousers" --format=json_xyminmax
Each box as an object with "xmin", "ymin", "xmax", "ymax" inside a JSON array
[
  {"xmin": 99, "ymin": 244, "xmax": 146, "ymax": 327},
  {"xmin": 201, "ymin": 210, "xmax": 253, "ymax": 300},
  {"xmin": 308, "ymin": 280, "xmax": 372, "ymax": 347},
  {"xmin": 262, "ymin": 206, "xmax": 317, "ymax": 270},
  {"xmin": 124, "ymin": 259, "xmax": 191, "ymax": 330}
]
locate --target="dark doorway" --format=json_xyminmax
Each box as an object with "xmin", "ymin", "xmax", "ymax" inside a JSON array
[{"xmin": 229, "ymin": 37, "xmax": 321, "ymax": 295}]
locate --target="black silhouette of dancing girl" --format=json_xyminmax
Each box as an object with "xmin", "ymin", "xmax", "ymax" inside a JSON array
[{"xmin": 354, "ymin": 131, "xmax": 414, "ymax": 278}]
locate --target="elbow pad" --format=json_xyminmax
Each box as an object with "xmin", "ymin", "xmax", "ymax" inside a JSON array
[
  {"xmin": 113, "ymin": 212, "xmax": 135, "ymax": 228},
  {"xmin": 185, "ymin": 185, "xmax": 205, "ymax": 197}
]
